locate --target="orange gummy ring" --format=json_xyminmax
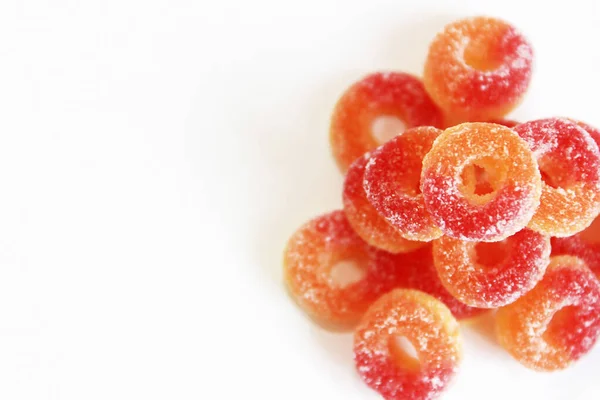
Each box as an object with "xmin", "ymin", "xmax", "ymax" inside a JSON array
[
  {"xmin": 433, "ymin": 229, "xmax": 550, "ymax": 308},
  {"xmin": 354, "ymin": 289, "xmax": 462, "ymax": 400},
  {"xmin": 284, "ymin": 210, "xmax": 412, "ymax": 327},
  {"xmin": 421, "ymin": 122, "xmax": 541, "ymax": 242},
  {"xmin": 424, "ymin": 16, "xmax": 533, "ymax": 121},
  {"xmin": 514, "ymin": 118, "xmax": 600, "ymax": 237},
  {"xmin": 496, "ymin": 256, "xmax": 600, "ymax": 371},
  {"xmin": 330, "ymin": 72, "xmax": 443, "ymax": 172},
  {"xmin": 343, "ymin": 153, "xmax": 424, "ymax": 253},
  {"xmin": 364, "ymin": 126, "xmax": 443, "ymax": 241}
]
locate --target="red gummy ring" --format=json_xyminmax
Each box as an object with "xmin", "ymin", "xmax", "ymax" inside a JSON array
[
  {"xmin": 354, "ymin": 289, "xmax": 462, "ymax": 400},
  {"xmin": 284, "ymin": 210, "xmax": 412, "ymax": 327},
  {"xmin": 496, "ymin": 256, "xmax": 600, "ymax": 371},
  {"xmin": 343, "ymin": 153, "xmax": 424, "ymax": 253},
  {"xmin": 364, "ymin": 126, "xmax": 443, "ymax": 241},
  {"xmin": 424, "ymin": 16, "xmax": 533, "ymax": 120},
  {"xmin": 433, "ymin": 229, "xmax": 551, "ymax": 308},
  {"xmin": 421, "ymin": 122, "xmax": 541, "ymax": 242},
  {"xmin": 514, "ymin": 118, "xmax": 600, "ymax": 237},
  {"xmin": 330, "ymin": 72, "xmax": 443, "ymax": 172}
]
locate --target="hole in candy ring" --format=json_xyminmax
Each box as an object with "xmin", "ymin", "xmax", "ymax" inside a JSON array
[
  {"xmin": 371, "ymin": 115, "xmax": 407, "ymax": 145},
  {"xmin": 463, "ymin": 38, "xmax": 504, "ymax": 72},
  {"xmin": 474, "ymin": 240, "xmax": 510, "ymax": 268},
  {"xmin": 543, "ymin": 305, "xmax": 578, "ymax": 343},
  {"xmin": 389, "ymin": 335, "xmax": 421, "ymax": 371},
  {"xmin": 460, "ymin": 157, "xmax": 506, "ymax": 200},
  {"xmin": 329, "ymin": 260, "xmax": 367, "ymax": 288}
]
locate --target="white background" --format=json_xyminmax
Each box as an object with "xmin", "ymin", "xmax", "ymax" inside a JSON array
[{"xmin": 0, "ymin": 0, "xmax": 598, "ymax": 399}]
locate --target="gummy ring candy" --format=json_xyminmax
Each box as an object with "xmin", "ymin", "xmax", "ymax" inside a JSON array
[
  {"xmin": 552, "ymin": 215, "xmax": 600, "ymax": 279},
  {"xmin": 433, "ymin": 229, "xmax": 551, "ymax": 308},
  {"xmin": 364, "ymin": 126, "xmax": 443, "ymax": 241},
  {"xmin": 424, "ymin": 16, "xmax": 533, "ymax": 120},
  {"xmin": 486, "ymin": 118, "xmax": 519, "ymax": 128},
  {"xmin": 343, "ymin": 153, "xmax": 424, "ymax": 253},
  {"xmin": 354, "ymin": 289, "xmax": 462, "ymax": 400},
  {"xmin": 453, "ymin": 118, "xmax": 521, "ymax": 194},
  {"xmin": 571, "ymin": 119, "xmax": 600, "ymax": 147},
  {"xmin": 401, "ymin": 245, "xmax": 485, "ymax": 320},
  {"xmin": 496, "ymin": 256, "xmax": 600, "ymax": 371},
  {"xmin": 443, "ymin": 116, "xmax": 519, "ymax": 129},
  {"xmin": 421, "ymin": 122, "xmax": 541, "ymax": 242},
  {"xmin": 514, "ymin": 118, "xmax": 600, "ymax": 237},
  {"xmin": 330, "ymin": 72, "xmax": 444, "ymax": 172},
  {"xmin": 284, "ymin": 210, "xmax": 411, "ymax": 327}
]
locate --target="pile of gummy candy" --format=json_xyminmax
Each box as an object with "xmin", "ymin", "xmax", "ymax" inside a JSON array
[{"xmin": 283, "ymin": 16, "xmax": 600, "ymax": 400}]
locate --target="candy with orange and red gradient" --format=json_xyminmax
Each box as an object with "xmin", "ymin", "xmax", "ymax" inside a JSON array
[
  {"xmin": 571, "ymin": 119, "xmax": 600, "ymax": 147},
  {"xmin": 401, "ymin": 244, "xmax": 486, "ymax": 320},
  {"xmin": 284, "ymin": 210, "xmax": 413, "ymax": 327},
  {"xmin": 421, "ymin": 122, "xmax": 541, "ymax": 242},
  {"xmin": 330, "ymin": 72, "xmax": 444, "ymax": 172},
  {"xmin": 424, "ymin": 17, "xmax": 533, "ymax": 121},
  {"xmin": 496, "ymin": 256, "xmax": 600, "ymax": 371},
  {"xmin": 364, "ymin": 126, "xmax": 443, "ymax": 241},
  {"xmin": 354, "ymin": 289, "xmax": 462, "ymax": 400},
  {"xmin": 343, "ymin": 152, "xmax": 425, "ymax": 254},
  {"xmin": 433, "ymin": 229, "xmax": 550, "ymax": 308},
  {"xmin": 514, "ymin": 118, "xmax": 600, "ymax": 237},
  {"xmin": 552, "ymin": 216, "xmax": 600, "ymax": 279}
]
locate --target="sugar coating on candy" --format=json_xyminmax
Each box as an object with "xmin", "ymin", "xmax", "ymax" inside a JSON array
[
  {"xmin": 424, "ymin": 16, "xmax": 533, "ymax": 120},
  {"xmin": 514, "ymin": 118, "xmax": 600, "ymax": 237},
  {"xmin": 421, "ymin": 122, "xmax": 541, "ymax": 242},
  {"xmin": 330, "ymin": 72, "xmax": 444, "ymax": 172},
  {"xmin": 443, "ymin": 115, "xmax": 519, "ymax": 129},
  {"xmin": 364, "ymin": 126, "xmax": 443, "ymax": 241},
  {"xmin": 343, "ymin": 153, "xmax": 425, "ymax": 253},
  {"xmin": 399, "ymin": 245, "xmax": 486, "ymax": 319},
  {"xmin": 552, "ymin": 216, "xmax": 600, "ymax": 279},
  {"xmin": 284, "ymin": 210, "xmax": 417, "ymax": 327},
  {"xmin": 433, "ymin": 229, "xmax": 551, "ymax": 308},
  {"xmin": 354, "ymin": 289, "xmax": 462, "ymax": 400},
  {"xmin": 572, "ymin": 119, "xmax": 600, "ymax": 147},
  {"xmin": 496, "ymin": 256, "xmax": 600, "ymax": 371}
]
